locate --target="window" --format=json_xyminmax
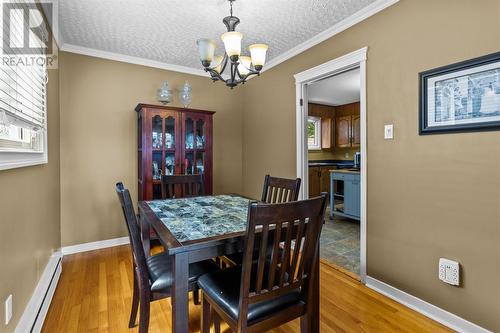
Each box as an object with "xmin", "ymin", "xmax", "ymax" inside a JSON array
[
  {"xmin": 307, "ymin": 116, "xmax": 321, "ymax": 150},
  {"xmin": 0, "ymin": 3, "xmax": 48, "ymax": 170}
]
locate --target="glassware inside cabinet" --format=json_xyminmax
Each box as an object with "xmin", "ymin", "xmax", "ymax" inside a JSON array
[
  {"xmin": 184, "ymin": 152, "xmax": 194, "ymax": 175},
  {"xmin": 185, "ymin": 118, "xmax": 194, "ymax": 149},
  {"xmin": 152, "ymin": 151, "xmax": 163, "ymax": 180},
  {"xmin": 165, "ymin": 116, "xmax": 175, "ymax": 149},
  {"xmin": 165, "ymin": 153, "xmax": 175, "ymax": 175},
  {"xmin": 196, "ymin": 119, "xmax": 205, "ymax": 149},
  {"xmin": 152, "ymin": 115, "xmax": 163, "ymax": 149},
  {"xmin": 196, "ymin": 152, "xmax": 204, "ymax": 174}
]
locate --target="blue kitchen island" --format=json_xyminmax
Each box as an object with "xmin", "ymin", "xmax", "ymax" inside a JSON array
[{"xmin": 330, "ymin": 169, "xmax": 360, "ymax": 221}]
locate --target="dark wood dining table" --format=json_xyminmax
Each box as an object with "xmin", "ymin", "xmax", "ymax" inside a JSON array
[{"xmin": 138, "ymin": 194, "xmax": 320, "ymax": 333}]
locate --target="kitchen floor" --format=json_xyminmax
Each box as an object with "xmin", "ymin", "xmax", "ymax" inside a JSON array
[{"xmin": 320, "ymin": 207, "xmax": 360, "ymax": 276}]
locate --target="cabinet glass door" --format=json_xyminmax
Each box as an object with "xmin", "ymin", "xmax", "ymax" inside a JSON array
[
  {"xmin": 184, "ymin": 116, "xmax": 207, "ymax": 176},
  {"xmin": 150, "ymin": 112, "xmax": 180, "ymax": 199},
  {"xmin": 165, "ymin": 116, "xmax": 176, "ymax": 177},
  {"xmin": 152, "ymin": 115, "xmax": 163, "ymax": 181}
]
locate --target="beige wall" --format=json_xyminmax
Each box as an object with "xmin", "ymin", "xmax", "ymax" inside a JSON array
[
  {"xmin": 0, "ymin": 67, "xmax": 60, "ymax": 332},
  {"xmin": 59, "ymin": 52, "xmax": 243, "ymax": 246},
  {"xmin": 242, "ymin": 0, "xmax": 500, "ymax": 331}
]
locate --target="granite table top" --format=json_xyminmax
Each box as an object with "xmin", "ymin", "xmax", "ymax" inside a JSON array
[{"xmin": 146, "ymin": 194, "xmax": 251, "ymax": 243}]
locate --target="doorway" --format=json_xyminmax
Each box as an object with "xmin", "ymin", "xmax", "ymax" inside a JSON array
[{"xmin": 294, "ymin": 47, "xmax": 367, "ymax": 282}]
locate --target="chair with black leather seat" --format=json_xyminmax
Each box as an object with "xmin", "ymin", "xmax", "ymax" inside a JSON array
[
  {"xmin": 161, "ymin": 174, "xmax": 204, "ymax": 199},
  {"xmin": 115, "ymin": 182, "xmax": 218, "ymax": 333},
  {"xmin": 198, "ymin": 194, "xmax": 327, "ymax": 333},
  {"xmin": 225, "ymin": 174, "xmax": 302, "ymax": 266}
]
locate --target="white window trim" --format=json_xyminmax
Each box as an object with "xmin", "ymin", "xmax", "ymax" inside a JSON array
[
  {"xmin": 0, "ymin": 90, "xmax": 49, "ymax": 170},
  {"xmin": 0, "ymin": 140, "xmax": 48, "ymax": 170},
  {"xmin": 307, "ymin": 116, "xmax": 322, "ymax": 150},
  {"xmin": 0, "ymin": 76, "xmax": 48, "ymax": 170}
]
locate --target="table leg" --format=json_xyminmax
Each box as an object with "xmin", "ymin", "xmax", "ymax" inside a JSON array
[{"xmin": 172, "ymin": 252, "xmax": 189, "ymax": 333}]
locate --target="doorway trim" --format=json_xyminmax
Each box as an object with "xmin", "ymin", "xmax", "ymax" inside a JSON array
[{"xmin": 294, "ymin": 47, "xmax": 368, "ymax": 282}]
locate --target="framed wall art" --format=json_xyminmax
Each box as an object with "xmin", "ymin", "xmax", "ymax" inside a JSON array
[{"xmin": 419, "ymin": 51, "xmax": 500, "ymax": 134}]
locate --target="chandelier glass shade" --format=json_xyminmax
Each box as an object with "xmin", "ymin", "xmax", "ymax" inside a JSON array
[{"xmin": 196, "ymin": 0, "xmax": 268, "ymax": 88}]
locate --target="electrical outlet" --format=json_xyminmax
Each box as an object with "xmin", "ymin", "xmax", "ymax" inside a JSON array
[
  {"xmin": 5, "ymin": 294, "xmax": 12, "ymax": 325},
  {"xmin": 344, "ymin": 152, "xmax": 349, "ymax": 159},
  {"xmin": 439, "ymin": 258, "xmax": 460, "ymax": 286}
]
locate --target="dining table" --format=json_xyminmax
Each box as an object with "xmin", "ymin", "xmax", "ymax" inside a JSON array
[{"xmin": 138, "ymin": 194, "xmax": 320, "ymax": 333}]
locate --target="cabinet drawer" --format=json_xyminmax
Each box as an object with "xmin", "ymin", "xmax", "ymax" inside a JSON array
[{"xmin": 331, "ymin": 172, "xmax": 358, "ymax": 181}]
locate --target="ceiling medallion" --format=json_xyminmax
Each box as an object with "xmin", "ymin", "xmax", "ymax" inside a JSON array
[{"xmin": 196, "ymin": 0, "xmax": 269, "ymax": 89}]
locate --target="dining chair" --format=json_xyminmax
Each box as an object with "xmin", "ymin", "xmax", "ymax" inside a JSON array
[
  {"xmin": 198, "ymin": 194, "xmax": 327, "ymax": 333},
  {"xmin": 225, "ymin": 175, "xmax": 302, "ymax": 266},
  {"xmin": 115, "ymin": 182, "xmax": 218, "ymax": 333},
  {"xmin": 161, "ymin": 174, "xmax": 204, "ymax": 199},
  {"xmin": 261, "ymin": 174, "xmax": 301, "ymax": 203}
]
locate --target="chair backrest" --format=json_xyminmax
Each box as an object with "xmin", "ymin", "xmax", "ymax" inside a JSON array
[
  {"xmin": 161, "ymin": 174, "xmax": 204, "ymax": 199},
  {"xmin": 238, "ymin": 194, "xmax": 327, "ymax": 321},
  {"xmin": 261, "ymin": 175, "xmax": 301, "ymax": 204},
  {"xmin": 115, "ymin": 182, "xmax": 149, "ymax": 283}
]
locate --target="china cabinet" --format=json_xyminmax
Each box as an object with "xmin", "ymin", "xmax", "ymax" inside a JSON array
[{"xmin": 135, "ymin": 104, "xmax": 214, "ymax": 200}]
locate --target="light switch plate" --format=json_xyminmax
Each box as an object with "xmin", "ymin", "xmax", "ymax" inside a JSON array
[
  {"xmin": 5, "ymin": 294, "xmax": 12, "ymax": 325},
  {"xmin": 439, "ymin": 258, "xmax": 460, "ymax": 286},
  {"xmin": 384, "ymin": 124, "xmax": 394, "ymax": 139}
]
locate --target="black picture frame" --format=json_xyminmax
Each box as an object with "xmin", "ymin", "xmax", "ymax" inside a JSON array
[{"xmin": 419, "ymin": 51, "xmax": 500, "ymax": 135}]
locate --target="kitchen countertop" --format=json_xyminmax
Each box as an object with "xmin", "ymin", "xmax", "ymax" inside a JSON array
[
  {"xmin": 308, "ymin": 160, "xmax": 354, "ymax": 168},
  {"xmin": 330, "ymin": 169, "xmax": 360, "ymax": 174}
]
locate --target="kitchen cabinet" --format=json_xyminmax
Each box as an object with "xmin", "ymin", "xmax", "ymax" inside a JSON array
[
  {"xmin": 335, "ymin": 114, "xmax": 360, "ymax": 148},
  {"xmin": 308, "ymin": 166, "xmax": 321, "ymax": 198},
  {"xmin": 309, "ymin": 165, "xmax": 335, "ymax": 197},
  {"xmin": 336, "ymin": 115, "xmax": 352, "ymax": 148},
  {"xmin": 334, "ymin": 102, "xmax": 360, "ymax": 148},
  {"xmin": 321, "ymin": 118, "xmax": 332, "ymax": 149},
  {"xmin": 330, "ymin": 171, "xmax": 360, "ymax": 221},
  {"xmin": 352, "ymin": 115, "xmax": 360, "ymax": 147}
]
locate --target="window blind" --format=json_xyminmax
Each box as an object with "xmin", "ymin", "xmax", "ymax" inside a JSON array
[{"xmin": 0, "ymin": 1, "xmax": 47, "ymax": 152}]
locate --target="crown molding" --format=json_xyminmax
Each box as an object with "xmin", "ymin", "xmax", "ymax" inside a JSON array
[
  {"xmin": 59, "ymin": 0, "xmax": 398, "ymax": 78},
  {"xmin": 60, "ymin": 43, "xmax": 210, "ymax": 77},
  {"xmin": 263, "ymin": 0, "xmax": 399, "ymax": 72}
]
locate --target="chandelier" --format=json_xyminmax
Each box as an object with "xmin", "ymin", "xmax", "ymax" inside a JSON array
[{"xmin": 196, "ymin": 0, "xmax": 269, "ymax": 89}]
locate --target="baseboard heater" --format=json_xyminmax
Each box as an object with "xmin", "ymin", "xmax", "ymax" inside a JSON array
[{"xmin": 15, "ymin": 253, "xmax": 62, "ymax": 333}]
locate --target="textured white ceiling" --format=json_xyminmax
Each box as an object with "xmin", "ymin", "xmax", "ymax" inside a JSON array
[
  {"xmin": 308, "ymin": 68, "xmax": 360, "ymax": 106},
  {"xmin": 59, "ymin": 0, "xmax": 376, "ymax": 70}
]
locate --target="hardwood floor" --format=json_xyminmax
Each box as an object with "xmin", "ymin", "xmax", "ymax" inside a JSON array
[{"xmin": 42, "ymin": 245, "xmax": 454, "ymax": 333}]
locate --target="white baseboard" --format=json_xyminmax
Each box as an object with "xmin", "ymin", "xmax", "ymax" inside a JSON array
[
  {"xmin": 15, "ymin": 252, "xmax": 62, "ymax": 333},
  {"xmin": 61, "ymin": 236, "xmax": 130, "ymax": 256},
  {"xmin": 365, "ymin": 276, "xmax": 492, "ymax": 333}
]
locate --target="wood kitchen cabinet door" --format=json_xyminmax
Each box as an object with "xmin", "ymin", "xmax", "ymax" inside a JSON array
[
  {"xmin": 308, "ymin": 166, "xmax": 320, "ymax": 197},
  {"xmin": 336, "ymin": 115, "xmax": 351, "ymax": 148},
  {"xmin": 320, "ymin": 166, "xmax": 332, "ymax": 194},
  {"xmin": 352, "ymin": 115, "xmax": 361, "ymax": 147}
]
